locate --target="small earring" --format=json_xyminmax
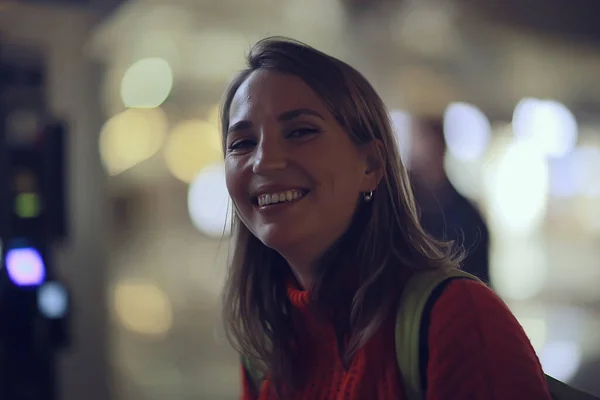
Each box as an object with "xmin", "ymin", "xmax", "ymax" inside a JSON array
[{"xmin": 364, "ymin": 191, "xmax": 373, "ymax": 202}]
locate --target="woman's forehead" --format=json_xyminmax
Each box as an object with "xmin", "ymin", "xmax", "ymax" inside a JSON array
[{"xmin": 228, "ymin": 70, "xmax": 328, "ymax": 123}]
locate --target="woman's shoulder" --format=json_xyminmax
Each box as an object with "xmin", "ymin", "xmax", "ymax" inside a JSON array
[
  {"xmin": 434, "ymin": 278, "xmax": 507, "ymax": 312},
  {"xmin": 426, "ymin": 278, "xmax": 551, "ymax": 399},
  {"xmin": 430, "ymin": 278, "xmax": 520, "ymax": 333}
]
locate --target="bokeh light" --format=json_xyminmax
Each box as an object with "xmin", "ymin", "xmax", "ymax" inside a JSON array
[
  {"xmin": 444, "ymin": 152, "xmax": 485, "ymax": 201},
  {"xmin": 188, "ymin": 164, "xmax": 231, "ymax": 238},
  {"xmin": 573, "ymin": 146, "xmax": 600, "ymax": 198},
  {"xmin": 120, "ymin": 57, "xmax": 174, "ymax": 108},
  {"xmin": 512, "ymin": 98, "xmax": 578, "ymax": 158},
  {"xmin": 113, "ymin": 281, "xmax": 173, "ymax": 338},
  {"xmin": 6, "ymin": 247, "xmax": 45, "ymax": 286},
  {"xmin": 548, "ymin": 153, "xmax": 580, "ymax": 198},
  {"xmin": 389, "ymin": 109, "xmax": 413, "ymax": 166},
  {"xmin": 512, "ymin": 307, "xmax": 547, "ymax": 354},
  {"xmin": 443, "ymin": 102, "xmax": 491, "ymax": 161},
  {"xmin": 541, "ymin": 341, "xmax": 582, "ymax": 382},
  {"xmin": 99, "ymin": 108, "xmax": 167, "ymax": 175},
  {"xmin": 38, "ymin": 282, "xmax": 68, "ymax": 319},
  {"xmin": 164, "ymin": 119, "xmax": 222, "ymax": 183},
  {"xmin": 487, "ymin": 139, "xmax": 549, "ymax": 235},
  {"xmin": 491, "ymin": 239, "xmax": 548, "ymax": 301},
  {"xmin": 539, "ymin": 307, "xmax": 586, "ymax": 382}
]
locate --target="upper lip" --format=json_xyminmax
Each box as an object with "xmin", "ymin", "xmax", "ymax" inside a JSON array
[{"xmin": 249, "ymin": 184, "xmax": 309, "ymax": 199}]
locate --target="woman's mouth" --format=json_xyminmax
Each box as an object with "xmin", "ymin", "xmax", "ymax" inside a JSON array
[{"xmin": 255, "ymin": 189, "xmax": 309, "ymax": 207}]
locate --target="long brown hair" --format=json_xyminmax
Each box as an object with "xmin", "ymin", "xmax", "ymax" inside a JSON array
[{"xmin": 220, "ymin": 37, "xmax": 463, "ymax": 394}]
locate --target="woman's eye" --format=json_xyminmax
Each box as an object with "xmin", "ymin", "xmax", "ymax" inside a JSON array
[
  {"xmin": 228, "ymin": 139, "xmax": 256, "ymax": 150},
  {"xmin": 288, "ymin": 128, "xmax": 318, "ymax": 138}
]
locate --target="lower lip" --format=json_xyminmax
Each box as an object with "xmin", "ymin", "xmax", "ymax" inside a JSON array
[{"xmin": 256, "ymin": 194, "xmax": 308, "ymax": 214}]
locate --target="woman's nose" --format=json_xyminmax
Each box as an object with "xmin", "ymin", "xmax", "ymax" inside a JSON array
[{"xmin": 252, "ymin": 136, "xmax": 288, "ymax": 175}]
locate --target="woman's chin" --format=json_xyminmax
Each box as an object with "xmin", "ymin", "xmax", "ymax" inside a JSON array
[
  {"xmin": 254, "ymin": 225, "xmax": 305, "ymax": 256},
  {"xmin": 258, "ymin": 233, "xmax": 296, "ymax": 254}
]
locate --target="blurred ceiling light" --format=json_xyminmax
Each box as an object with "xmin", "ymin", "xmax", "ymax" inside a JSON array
[
  {"xmin": 113, "ymin": 281, "xmax": 173, "ymax": 338},
  {"xmin": 188, "ymin": 164, "xmax": 231, "ymax": 238},
  {"xmin": 491, "ymin": 239, "xmax": 548, "ymax": 301},
  {"xmin": 99, "ymin": 108, "xmax": 167, "ymax": 175},
  {"xmin": 164, "ymin": 119, "xmax": 222, "ymax": 183},
  {"xmin": 389, "ymin": 109, "xmax": 413, "ymax": 166},
  {"xmin": 512, "ymin": 98, "xmax": 578, "ymax": 158},
  {"xmin": 443, "ymin": 102, "xmax": 491, "ymax": 162},
  {"xmin": 444, "ymin": 153, "xmax": 484, "ymax": 201},
  {"xmin": 487, "ymin": 139, "xmax": 549, "ymax": 235},
  {"xmin": 120, "ymin": 57, "xmax": 173, "ymax": 108},
  {"xmin": 540, "ymin": 341, "xmax": 582, "ymax": 383}
]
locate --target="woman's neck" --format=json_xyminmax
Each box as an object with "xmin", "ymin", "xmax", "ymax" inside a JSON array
[
  {"xmin": 282, "ymin": 251, "xmax": 319, "ymax": 289},
  {"xmin": 288, "ymin": 264, "xmax": 314, "ymax": 290}
]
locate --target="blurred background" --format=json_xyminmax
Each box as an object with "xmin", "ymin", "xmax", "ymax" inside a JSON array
[{"xmin": 1, "ymin": 0, "xmax": 600, "ymax": 399}]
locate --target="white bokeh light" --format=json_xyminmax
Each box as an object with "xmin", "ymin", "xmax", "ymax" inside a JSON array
[
  {"xmin": 37, "ymin": 282, "xmax": 68, "ymax": 319},
  {"xmin": 573, "ymin": 146, "xmax": 600, "ymax": 198},
  {"xmin": 491, "ymin": 239, "xmax": 547, "ymax": 301},
  {"xmin": 539, "ymin": 307, "xmax": 586, "ymax": 382},
  {"xmin": 188, "ymin": 164, "xmax": 232, "ymax": 238},
  {"xmin": 444, "ymin": 152, "xmax": 484, "ymax": 201},
  {"xmin": 389, "ymin": 109, "xmax": 413, "ymax": 166},
  {"xmin": 487, "ymin": 139, "xmax": 549, "ymax": 235},
  {"xmin": 511, "ymin": 305, "xmax": 548, "ymax": 354},
  {"xmin": 120, "ymin": 57, "xmax": 173, "ymax": 108},
  {"xmin": 540, "ymin": 341, "xmax": 582, "ymax": 383},
  {"xmin": 548, "ymin": 153, "xmax": 579, "ymax": 198},
  {"xmin": 549, "ymin": 145, "xmax": 600, "ymax": 199},
  {"xmin": 512, "ymin": 98, "xmax": 578, "ymax": 158},
  {"xmin": 443, "ymin": 102, "xmax": 491, "ymax": 161}
]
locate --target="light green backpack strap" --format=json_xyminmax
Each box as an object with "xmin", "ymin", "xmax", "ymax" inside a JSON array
[
  {"xmin": 242, "ymin": 356, "xmax": 264, "ymax": 394},
  {"xmin": 394, "ymin": 268, "xmax": 480, "ymax": 400}
]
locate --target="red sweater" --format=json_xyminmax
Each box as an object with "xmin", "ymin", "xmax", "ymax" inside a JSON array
[{"xmin": 241, "ymin": 279, "xmax": 552, "ymax": 399}]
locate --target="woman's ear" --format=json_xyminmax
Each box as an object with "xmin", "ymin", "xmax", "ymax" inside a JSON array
[{"xmin": 361, "ymin": 139, "xmax": 385, "ymax": 191}]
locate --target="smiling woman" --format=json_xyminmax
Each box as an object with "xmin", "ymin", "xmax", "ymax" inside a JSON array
[
  {"xmin": 224, "ymin": 70, "xmax": 381, "ymax": 288},
  {"xmin": 219, "ymin": 37, "xmax": 552, "ymax": 400}
]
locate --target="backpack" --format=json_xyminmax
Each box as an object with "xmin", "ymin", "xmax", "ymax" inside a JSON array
[
  {"xmin": 244, "ymin": 268, "xmax": 599, "ymax": 399},
  {"xmin": 396, "ymin": 268, "xmax": 599, "ymax": 400}
]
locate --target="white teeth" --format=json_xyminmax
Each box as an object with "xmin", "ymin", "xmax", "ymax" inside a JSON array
[{"xmin": 257, "ymin": 190, "xmax": 305, "ymax": 207}]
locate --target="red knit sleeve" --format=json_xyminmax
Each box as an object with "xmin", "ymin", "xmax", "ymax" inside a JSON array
[
  {"xmin": 426, "ymin": 279, "xmax": 552, "ymax": 400},
  {"xmin": 240, "ymin": 364, "xmax": 257, "ymax": 400}
]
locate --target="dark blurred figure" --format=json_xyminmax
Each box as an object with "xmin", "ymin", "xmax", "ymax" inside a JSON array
[{"xmin": 409, "ymin": 118, "xmax": 491, "ymax": 284}]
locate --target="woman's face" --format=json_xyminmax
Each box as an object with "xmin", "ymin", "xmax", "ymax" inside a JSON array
[{"xmin": 224, "ymin": 70, "xmax": 378, "ymax": 270}]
